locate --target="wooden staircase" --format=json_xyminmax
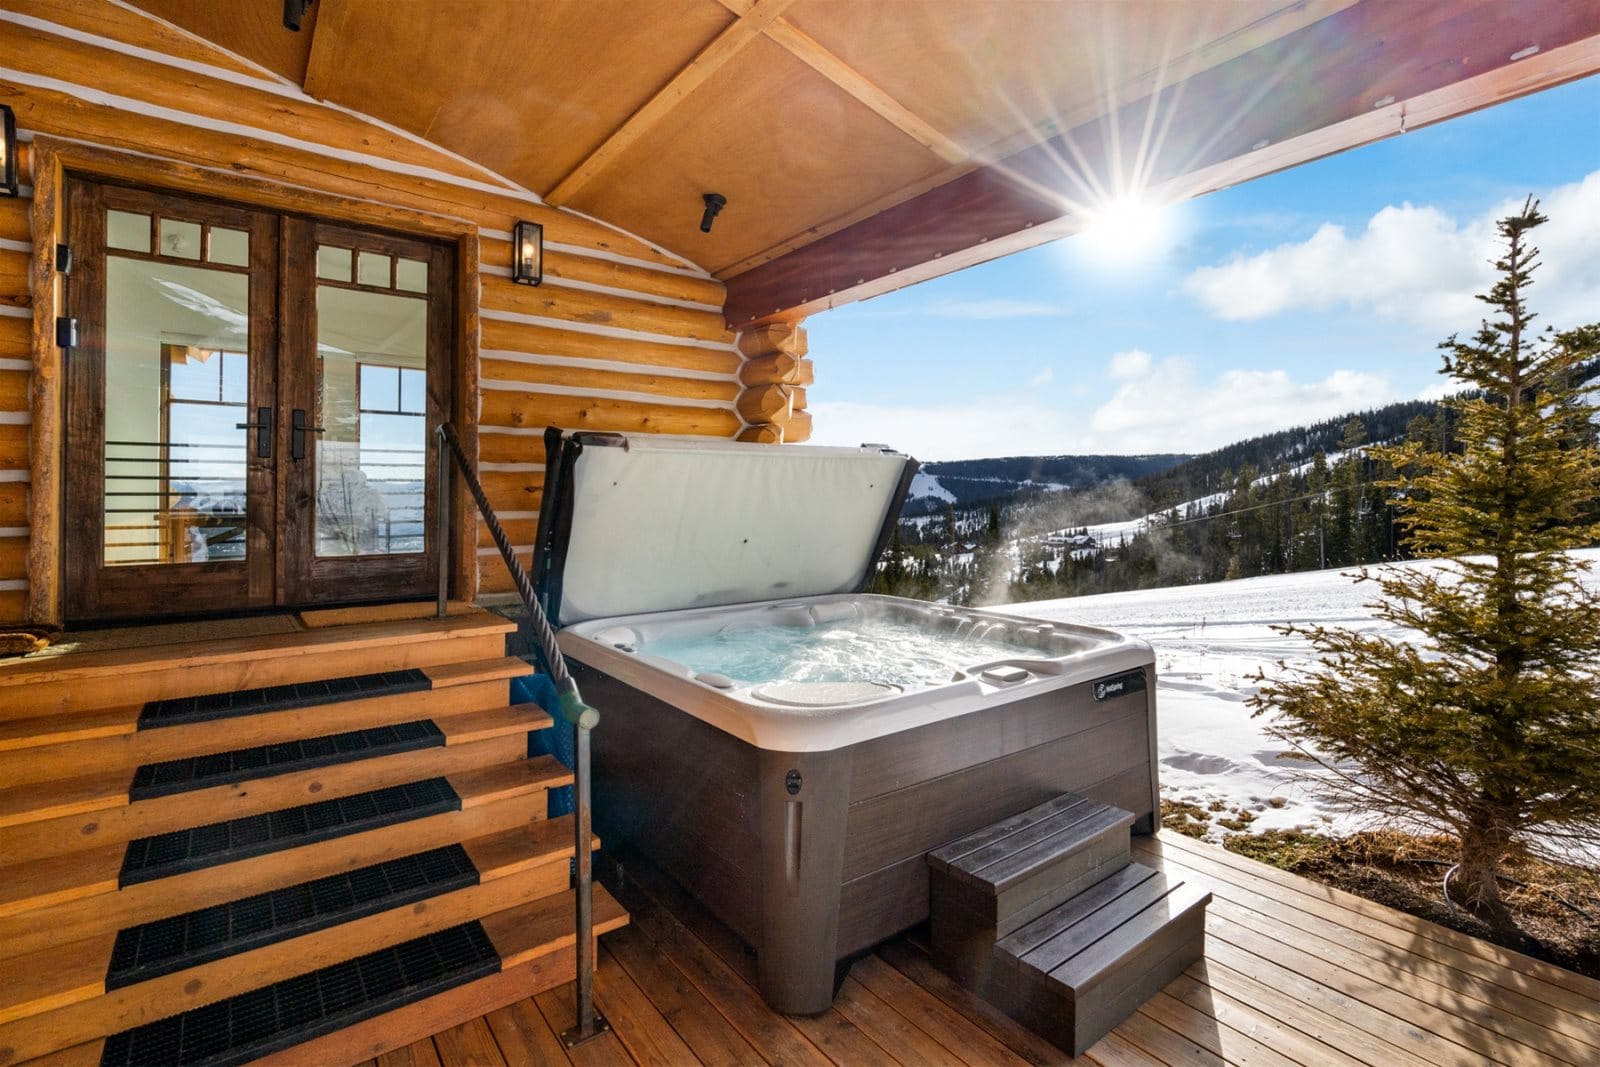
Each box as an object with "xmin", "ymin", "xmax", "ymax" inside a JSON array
[
  {"xmin": 928, "ymin": 793, "xmax": 1208, "ymax": 1057},
  {"xmin": 0, "ymin": 608, "xmax": 626, "ymax": 1066}
]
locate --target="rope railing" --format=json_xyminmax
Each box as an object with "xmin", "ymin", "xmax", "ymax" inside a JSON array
[{"xmin": 433, "ymin": 423, "xmax": 607, "ymax": 1045}]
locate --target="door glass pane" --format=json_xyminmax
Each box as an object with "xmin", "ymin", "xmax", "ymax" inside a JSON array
[
  {"xmin": 357, "ymin": 251, "xmax": 391, "ymax": 288},
  {"xmin": 315, "ymin": 275, "xmax": 427, "ymax": 557},
  {"xmin": 209, "ymin": 227, "xmax": 249, "ymax": 267},
  {"xmin": 158, "ymin": 218, "xmax": 203, "ymax": 260},
  {"xmin": 316, "ymin": 245, "xmax": 351, "ymax": 282},
  {"xmin": 395, "ymin": 257, "xmax": 427, "ymax": 293},
  {"xmin": 104, "ymin": 256, "xmax": 249, "ymax": 566},
  {"xmin": 107, "ymin": 210, "xmax": 151, "ymax": 253}
]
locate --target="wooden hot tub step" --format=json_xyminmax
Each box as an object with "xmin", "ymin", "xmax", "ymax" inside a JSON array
[
  {"xmin": 929, "ymin": 791, "xmax": 1136, "ymax": 992},
  {"xmin": 991, "ymin": 862, "xmax": 1210, "ymax": 1057}
]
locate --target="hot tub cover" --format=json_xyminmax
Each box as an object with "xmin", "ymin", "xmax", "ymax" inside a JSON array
[{"xmin": 535, "ymin": 432, "xmax": 916, "ymax": 625}]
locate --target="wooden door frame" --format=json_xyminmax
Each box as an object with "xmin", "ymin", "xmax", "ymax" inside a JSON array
[{"xmin": 26, "ymin": 138, "xmax": 481, "ymax": 626}]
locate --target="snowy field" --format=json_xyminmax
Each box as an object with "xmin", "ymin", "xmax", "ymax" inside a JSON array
[{"xmin": 1000, "ymin": 549, "xmax": 1600, "ymax": 847}]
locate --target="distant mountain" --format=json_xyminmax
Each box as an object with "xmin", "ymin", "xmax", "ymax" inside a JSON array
[{"xmin": 904, "ymin": 453, "xmax": 1190, "ymax": 515}]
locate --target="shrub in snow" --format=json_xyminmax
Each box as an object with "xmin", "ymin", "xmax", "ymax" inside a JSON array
[{"xmin": 1251, "ymin": 200, "xmax": 1600, "ymax": 940}]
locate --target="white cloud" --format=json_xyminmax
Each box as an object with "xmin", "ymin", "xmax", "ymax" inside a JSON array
[
  {"xmin": 1029, "ymin": 367, "xmax": 1055, "ymax": 387},
  {"xmin": 810, "ymin": 356, "xmax": 1395, "ymax": 459},
  {"xmin": 1182, "ymin": 170, "xmax": 1600, "ymax": 332},
  {"xmin": 1108, "ymin": 349, "xmax": 1153, "ymax": 379}
]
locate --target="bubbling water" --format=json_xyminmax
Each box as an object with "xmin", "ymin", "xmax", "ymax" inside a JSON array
[{"xmin": 638, "ymin": 616, "xmax": 1042, "ymax": 688}]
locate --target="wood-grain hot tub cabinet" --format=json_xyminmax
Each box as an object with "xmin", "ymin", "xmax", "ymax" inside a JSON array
[{"xmin": 533, "ymin": 432, "xmax": 1159, "ymax": 1014}]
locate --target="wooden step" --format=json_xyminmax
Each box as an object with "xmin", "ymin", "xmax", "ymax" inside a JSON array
[
  {"xmin": 0, "ymin": 612, "xmax": 516, "ymax": 718},
  {"xmin": 38, "ymin": 886, "xmax": 626, "ymax": 1067},
  {"xmin": 0, "ymin": 678, "xmax": 518, "ymax": 788},
  {"xmin": 422, "ymin": 656, "xmax": 534, "ymax": 688},
  {"xmin": 0, "ymin": 819, "xmax": 594, "ymax": 1054},
  {"xmin": 991, "ymin": 863, "xmax": 1210, "ymax": 1057},
  {"xmin": 440, "ymin": 703, "xmax": 553, "ymax": 745},
  {"xmin": 929, "ymin": 792, "xmax": 1135, "ymax": 994},
  {"xmin": 1, "ymin": 734, "xmax": 529, "ymax": 863},
  {"xmin": 0, "ymin": 759, "xmax": 573, "ymax": 953}
]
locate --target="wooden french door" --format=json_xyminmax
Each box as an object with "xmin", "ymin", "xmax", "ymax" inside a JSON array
[{"xmin": 63, "ymin": 179, "xmax": 453, "ymax": 621}]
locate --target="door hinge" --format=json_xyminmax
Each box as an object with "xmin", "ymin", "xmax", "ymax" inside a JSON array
[
  {"xmin": 55, "ymin": 316, "xmax": 78, "ymax": 349},
  {"xmin": 54, "ymin": 243, "xmax": 72, "ymax": 274}
]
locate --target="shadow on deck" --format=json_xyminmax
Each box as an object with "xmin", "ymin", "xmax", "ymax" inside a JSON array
[{"xmin": 403, "ymin": 831, "xmax": 1600, "ymax": 1066}]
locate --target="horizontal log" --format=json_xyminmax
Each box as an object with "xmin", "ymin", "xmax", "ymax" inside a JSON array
[
  {"xmin": 0, "ymin": 370, "xmax": 28, "ymax": 412},
  {"xmin": 0, "ymin": 589, "xmax": 22, "ymax": 625},
  {"xmin": 481, "ymin": 276, "xmax": 732, "ymax": 345},
  {"xmin": 791, "ymin": 386, "xmax": 807, "ymax": 410},
  {"xmin": 0, "ymin": 424, "xmax": 27, "ymax": 469},
  {"xmin": 0, "ymin": 536, "xmax": 23, "ymax": 581},
  {"xmin": 480, "ymin": 319, "xmax": 739, "ymax": 376},
  {"xmin": 476, "ymin": 433, "xmax": 547, "ymax": 467},
  {"xmin": 4, "ymin": 21, "xmax": 496, "ymax": 188},
  {"xmin": 0, "ymin": 198, "xmax": 28, "ymax": 244},
  {"xmin": 477, "ymin": 518, "xmax": 540, "ymax": 549},
  {"xmin": 477, "ymin": 564, "xmax": 516, "ymax": 596},
  {"xmin": 480, "ymin": 239, "xmax": 725, "ymax": 308},
  {"xmin": 485, "ymin": 487, "xmax": 543, "ymax": 515},
  {"xmin": 736, "ymin": 383, "xmax": 794, "ymax": 424},
  {"xmin": 0, "ymin": 317, "xmax": 28, "ymax": 361},
  {"xmin": 779, "ymin": 409, "xmax": 813, "ymax": 443},
  {"xmin": 481, "ymin": 360, "xmax": 738, "ymax": 404},
  {"xmin": 737, "ymin": 424, "xmax": 784, "ymax": 445},
  {"xmin": 0, "ymin": 482, "xmax": 25, "ymax": 527},
  {"xmin": 5, "ymin": 84, "xmax": 683, "ymax": 268},
  {"xmin": 737, "ymin": 323, "xmax": 807, "ymax": 358},
  {"xmin": 739, "ymin": 352, "xmax": 814, "ymax": 387},
  {"xmin": 0, "ymin": 251, "xmax": 28, "ymax": 302},
  {"xmin": 477, "ymin": 468, "xmax": 545, "ymax": 506},
  {"xmin": 481, "ymin": 390, "xmax": 742, "ymax": 438},
  {"xmin": 9, "ymin": 0, "xmax": 280, "ymax": 81}
]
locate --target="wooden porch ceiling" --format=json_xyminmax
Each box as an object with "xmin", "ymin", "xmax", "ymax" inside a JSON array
[{"xmin": 128, "ymin": 0, "xmax": 1600, "ymax": 327}]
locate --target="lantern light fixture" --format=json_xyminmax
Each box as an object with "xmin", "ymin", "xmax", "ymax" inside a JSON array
[
  {"xmin": 0, "ymin": 105, "xmax": 18, "ymax": 198},
  {"xmin": 700, "ymin": 192, "xmax": 726, "ymax": 234},
  {"xmin": 512, "ymin": 220, "xmax": 543, "ymax": 286}
]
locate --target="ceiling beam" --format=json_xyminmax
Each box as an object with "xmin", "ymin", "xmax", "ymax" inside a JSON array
[
  {"xmin": 298, "ymin": 0, "xmax": 351, "ymax": 101},
  {"xmin": 722, "ymin": 0, "xmax": 1600, "ymax": 328},
  {"xmin": 543, "ymin": 0, "xmax": 798, "ymax": 207}
]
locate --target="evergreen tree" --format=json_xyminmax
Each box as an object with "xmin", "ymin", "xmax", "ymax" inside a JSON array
[{"xmin": 1251, "ymin": 202, "xmax": 1600, "ymax": 937}]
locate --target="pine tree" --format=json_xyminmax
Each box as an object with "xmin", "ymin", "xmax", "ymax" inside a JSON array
[{"xmin": 1251, "ymin": 201, "xmax": 1600, "ymax": 938}]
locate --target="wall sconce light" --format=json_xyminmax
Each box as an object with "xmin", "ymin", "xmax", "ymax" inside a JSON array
[
  {"xmin": 700, "ymin": 193, "xmax": 727, "ymax": 234},
  {"xmin": 512, "ymin": 220, "xmax": 543, "ymax": 286},
  {"xmin": 0, "ymin": 105, "xmax": 18, "ymax": 198}
]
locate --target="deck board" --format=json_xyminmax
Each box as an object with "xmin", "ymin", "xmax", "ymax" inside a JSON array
[{"xmin": 425, "ymin": 833, "xmax": 1600, "ymax": 1066}]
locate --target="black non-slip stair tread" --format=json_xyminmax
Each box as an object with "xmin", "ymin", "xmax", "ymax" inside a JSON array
[
  {"xmin": 138, "ymin": 670, "xmax": 432, "ymax": 731},
  {"xmin": 99, "ymin": 920, "xmax": 500, "ymax": 1067},
  {"xmin": 129, "ymin": 721, "xmax": 446, "ymax": 801},
  {"xmin": 106, "ymin": 845, "xmax": 479, "ymax": 990},
  {"xmin": 119, "ymin": 779, "xmax": 461, "ymax": 887}
]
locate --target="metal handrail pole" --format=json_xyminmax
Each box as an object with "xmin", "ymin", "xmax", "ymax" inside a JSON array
[{"xmin": 433, "ymin": 422, "xmax": 606, "ymax": 1044}]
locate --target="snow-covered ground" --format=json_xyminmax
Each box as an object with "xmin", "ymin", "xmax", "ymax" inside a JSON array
[{"xmin": 999, "ymin": 550, "xmax": 1600, "ymax": 847}]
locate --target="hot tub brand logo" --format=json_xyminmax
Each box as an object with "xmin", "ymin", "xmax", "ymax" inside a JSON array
[{"xmin": 1092, "ymin": 669, "xmax": 1147, "ymax": 702}]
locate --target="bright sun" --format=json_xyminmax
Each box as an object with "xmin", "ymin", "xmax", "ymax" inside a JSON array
[{"xmin": 1078, "ymin": 194, "xmax": 1172, "ymax": 265}]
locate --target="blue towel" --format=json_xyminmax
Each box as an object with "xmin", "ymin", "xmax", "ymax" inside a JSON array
[{"xmin": 512, "ymin": 672, "xmax": 575, "ymax": 817}]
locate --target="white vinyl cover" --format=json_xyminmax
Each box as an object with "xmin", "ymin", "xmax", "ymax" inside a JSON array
[{"xmin": 551, "ymin": 434, "xmax": 911, "ymax": 624}]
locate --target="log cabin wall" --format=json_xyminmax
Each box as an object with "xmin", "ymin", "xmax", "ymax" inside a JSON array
[{"xmin": 0, "ymin": 0, "xmax": 764, "ymax": 625}]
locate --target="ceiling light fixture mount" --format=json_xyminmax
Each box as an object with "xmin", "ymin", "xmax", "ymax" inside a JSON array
[{"xmin": 700, "ymin": 193, "xmax": 727, "ymax": 234}]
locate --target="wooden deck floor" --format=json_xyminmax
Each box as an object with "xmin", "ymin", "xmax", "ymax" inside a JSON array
[{"xmin": 388, "ymin": 831, "xmax": 1600, "ymax": 1067}]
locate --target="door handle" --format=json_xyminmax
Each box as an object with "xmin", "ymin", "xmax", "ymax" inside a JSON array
[
  {"xmin": 236, "ymin": 406, "xmax": 273, "ymax": 458},
  {"xmin": 291, "ymin": 408, "xmax": 325, "ymax": 461}
]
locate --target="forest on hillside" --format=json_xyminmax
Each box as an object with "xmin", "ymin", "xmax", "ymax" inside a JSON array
[{"xmin": 874, "ymin": 364, "xmax": 1600, "ymax": 606}]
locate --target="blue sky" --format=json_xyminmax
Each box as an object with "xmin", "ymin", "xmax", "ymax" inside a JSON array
[{"xmin": 806, "ymin": 74, "xmax": 1600, "ymax": 460}]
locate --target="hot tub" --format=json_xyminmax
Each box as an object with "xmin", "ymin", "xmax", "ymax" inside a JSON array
[{"xmin": 533, "ymin": 433, "xmax": 1159, "ymax": 1014}]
